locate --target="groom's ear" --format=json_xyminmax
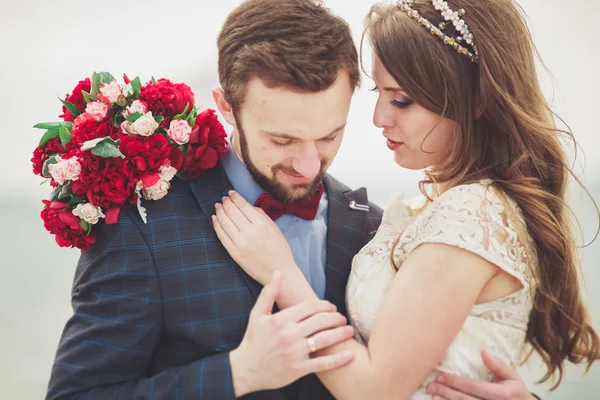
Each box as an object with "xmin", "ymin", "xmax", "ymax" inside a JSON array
[{"xmin": 212, "ymin": 88, "xmax": 237, "ymax": 127}]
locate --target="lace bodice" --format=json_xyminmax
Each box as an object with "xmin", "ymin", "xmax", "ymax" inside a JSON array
[{"xmin": 346, "ymin": 181, "xmax": 535, "ymax": 399}]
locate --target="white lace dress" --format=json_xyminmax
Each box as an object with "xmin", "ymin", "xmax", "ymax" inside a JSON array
[{"xmin": 346, "ymin": 181, "xmax": 535, "ymax": 399}]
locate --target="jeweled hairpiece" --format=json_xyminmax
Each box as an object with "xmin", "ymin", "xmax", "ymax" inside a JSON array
[{"xmin": 395, "ymin": 0, "xmax": 479, "ymax": 63}]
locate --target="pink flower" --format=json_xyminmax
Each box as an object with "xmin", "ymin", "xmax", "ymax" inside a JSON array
[
  {"xmin": 168, "ymin": 119, "xmax": 192, "ymax": 145},
  {"xmin": 142, "ymin": 179, "xmax": 170, "ymax": 200},
  {"xmin": 159, "ymin": 164, "xmax": 177, "ymax": 181},
  {"xmin": 48, "ymin": 155, "xmax": 82, "ymax": 185},
  {"xmin": 99, "ymin": 80, "xmax": 123, "ymax": 104},
  {"xmin": 72, "ymin": 203, "xmax": 105, "ymax": 224},
  {"xmin": 124, "ymin": 100, "xmax": 148, "ymax": 117},
  {"xmin": 85, "ymin": 101, "xmax": 109, "ymax": 121}
]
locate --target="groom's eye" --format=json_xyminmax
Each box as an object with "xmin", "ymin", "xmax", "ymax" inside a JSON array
[{"xmin": 271, "ymin": 139, "xmax": 294, "ymax": 148}]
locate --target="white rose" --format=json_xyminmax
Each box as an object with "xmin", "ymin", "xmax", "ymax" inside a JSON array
[
  {"xmin": 72, "ymin": 203, "xmax": 105, "ymax": 225},
  {"xmin": 159, "ymin": 165, "xmax": 177, "ymax": 182},
  {"xmin": 143, "ymin": 179, "xmax": 170, "ymax": 201},
  {"xmin": 85, "ymin": 101, "xmax": 108, "ymax": 121},
  {"xmin": 129, "ymin": 112, "xmax": 159, "ymax": 136},
  {"xmin": 167, "ymin": 119, "xmax": 192, "ymax": 145},
  {"xmin": 99, "ymin": 80, "xmax": 123, "ymax": 103},
  {"xmin": 48, "ymin": 156, "xmax": 81, "ymax": 185}
]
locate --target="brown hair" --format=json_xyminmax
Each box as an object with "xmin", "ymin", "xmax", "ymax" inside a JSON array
[
  {"xmin": 365, "ymin": 0, "xmax": 599, "ymax": 389},
  {"xmin": 216, "ymin": 0, "xmax": 360, "ymax": 110}
]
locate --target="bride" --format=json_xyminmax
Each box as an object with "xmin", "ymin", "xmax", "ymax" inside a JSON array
[{"xmin": 213, "ymin": 0, "xmax": 599, "ymax": 398}]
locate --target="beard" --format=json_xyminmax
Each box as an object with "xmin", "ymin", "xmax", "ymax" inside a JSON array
[{"xmin": 234, "ymin": 114, "xmax": 327, "ymax": 203}]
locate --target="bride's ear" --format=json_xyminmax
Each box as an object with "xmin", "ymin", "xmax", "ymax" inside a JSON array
[{"xmin": 212, "ymin": 88, "xmax": 237, "ymax": 127}]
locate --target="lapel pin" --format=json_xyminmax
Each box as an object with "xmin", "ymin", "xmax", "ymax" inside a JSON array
[{"xmin": 349, "ymin": 201, "xmax": 370, "ymax": 212}]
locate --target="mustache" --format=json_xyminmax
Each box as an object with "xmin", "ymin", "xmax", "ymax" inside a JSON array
[{"xmin": 272, "ymin": 161, "xmax": 328, "ymax": 177}]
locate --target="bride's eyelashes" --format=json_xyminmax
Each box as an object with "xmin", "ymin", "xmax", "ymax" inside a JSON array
[
  {"xmin": 391, "ymin": 99, "xmax": 413, "ymax": 109},
  {"xmin": 369, "ymin": 86, "xmax": 413, "ymax": 109}
]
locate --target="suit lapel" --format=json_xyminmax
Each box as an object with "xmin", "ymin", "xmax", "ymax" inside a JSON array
[
  {"xmin": 189, "ymin": 162, "xmax": 264, "ymax": 301},
  {"xmin": 322, "ymin": 174, "xmax": 372, "ymax": 316}
]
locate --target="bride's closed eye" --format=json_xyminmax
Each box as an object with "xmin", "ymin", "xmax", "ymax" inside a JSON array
[{"xmin": 369, "ymin": 86, "xmax": 413, "ymax": 109}]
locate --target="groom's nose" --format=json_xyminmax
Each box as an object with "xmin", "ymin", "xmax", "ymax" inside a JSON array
[{"xmin": 292, "ymin": 145, "xmax": 321, "ymax": 180}]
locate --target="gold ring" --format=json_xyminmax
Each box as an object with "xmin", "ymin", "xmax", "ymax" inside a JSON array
[{"xmin": 307, "ymin": 337, "xmax": 317, "ymax": 352}]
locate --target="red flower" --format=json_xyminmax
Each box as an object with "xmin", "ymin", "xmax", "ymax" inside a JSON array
[
  {"xmin": 71, "ymin": 152, "xmax": 135, "ymax": 209},
  {"xmin": 41, "ymin": 200, "xmax": 96, "ymax": 250},
  {"xmin": 31, "ymin": 137, "xmax": 66, "ymax": 177},
  {"xmin": 119, "ymin": 134, "xmax": 171, "ymax": 180},
  {"xmin": 59, "ymin": 78, "xmax": 91, "ymax": 122},
  {"xmin": 138, "ymin": 79, "xmax": 195, "ymax": 128},
  {"xmin": 69, "ymin": 119, "xmax": 114, "ymax": 149},
  {"xmin": 182, "ymin": 109, "xmax": 228, "ymax": 179}
]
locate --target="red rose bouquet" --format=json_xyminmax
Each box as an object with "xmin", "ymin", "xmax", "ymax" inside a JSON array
[{"xmin": 32, "ymin": 72, "xmax": 228, "ymax": 250}]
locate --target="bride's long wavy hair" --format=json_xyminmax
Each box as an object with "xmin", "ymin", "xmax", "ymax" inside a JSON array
[{"xmin": 364, "ymin": 0, "xmax": 599, "ymax": 388}]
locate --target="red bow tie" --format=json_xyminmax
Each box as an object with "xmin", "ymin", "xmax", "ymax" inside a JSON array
[{"xmin": 254, "ymin": 184, "xmax": 324, "ymax": 221}]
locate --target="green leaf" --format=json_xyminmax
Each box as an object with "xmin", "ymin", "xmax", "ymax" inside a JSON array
[
  {"xmin": 151, "ymin": 76, "xmax": 156, "ymax": 84},
  {"xmin": 91, "ymin": 139, "xmax": 125, "ymax": 159},
  {"xmin": 40, "ymin": 179, "xmax": 50, "ymax": 186},
  {"xmin": 42, "ymin": 155, "xmax": 59, "ymax": 178},
  {"xmin": 34, "ymin": 122, "xmax": 62, "ymax": 130},
  {"xmin": 99, "ymin": 72, "xmax": 116, "ymax": 84},
  {"xmin": 156, "ymin": 128, "xmax": 168, "ymax": 135},
  {"xmin": 185, "ymin": 107, "xmax": 198, "ymax": 124},
  {"xmin": 58, "ymin": 96, "xmax": 81, "ymax": 118},
  {"xmin": 49, "ymin": 185, "xmax": 62, "ymax": 201},
  {"xmin": 126, "ymin": 112, "xmax": 143, "ymax": 122},
  {"xmin": 112, "ymin": 112, "xmax": 121, "ymax": 128},
  {"xmin": 67, "ymin": 196, "xmax": 81, "ymax": 205},
  {"xmin": 154, "ymin": 115, "xmax": 164, "ymax": 124},
  {"xmin": 79, "ymin": 219, "xmax": 90, "ymax": 232},
  {"xmin": 38, "ymin": 127, "xmax": 60, "ymax": 147},
  {"xmin": 173, "ymin": 102, "xmax": 190, "ymax": 120},
  {"xmin": 59, "ymin": 124, "xmax": 72, "ymax": 147},
  {"xmin": 91, "ymin": 72, "xmax": 101, "ymax": 97},
  {"xmin": 82, "ymin": 90, "xmax": 92, "ymax": 103},
  {"xmin": 131, "ymin": 76, "xmax": 142, "ymax": 97},
  {"xmin": 179, "ymin": 145, "xmax": 188, "ymax": 158}
]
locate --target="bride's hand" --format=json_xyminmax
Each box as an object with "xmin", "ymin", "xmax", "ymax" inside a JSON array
[{"xmin": 213, "ymin": 190, "xmax": 296, "ymax": 286}]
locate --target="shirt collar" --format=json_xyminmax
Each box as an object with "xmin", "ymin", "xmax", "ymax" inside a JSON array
[{"xmin": 220, "ymin": 145, "xmax": 264, "ymax": 205}]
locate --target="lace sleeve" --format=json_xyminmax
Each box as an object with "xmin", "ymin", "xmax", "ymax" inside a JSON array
[{"xmin": 394, "ymin": 181, "xmax": 533, "ymax": 288}]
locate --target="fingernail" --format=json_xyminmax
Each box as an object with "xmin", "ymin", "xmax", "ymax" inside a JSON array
[
  {"xmin": 436, "ymin": 374, "xmax": 445, "ymax": 384},
  {"xmin": 229, "ymin": 190, "xmax": 235, "ymax": 196},
  {"xmin": 222, "ymin": 196, "xmax": 228, "ymax": 202},
  {"xmin": 345, "ymin": 326, "xmax": 354, "ymax": 334},
  {"xmin": 341, "ymin": 351, "xmax": 353, "ymax": 361},
  {"xmin": 214, "ymin": 203, "xmax": 221, "ymax": 209},
  {"xmin": 211, "ymin": 215, "xmax": 216, "ymax": 220},
  {"xmin": 427, "ymin": 383, "xmax": 437, "ymax": 393}
]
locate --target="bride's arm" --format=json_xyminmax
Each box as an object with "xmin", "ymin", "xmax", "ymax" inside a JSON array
[
  {"xmin": 274, "ymin": 243, "xmax": 497, "ymax": 400},
  {"xmin": 212, "ymin": 193, "xmax": 498, "ymax": 399}
]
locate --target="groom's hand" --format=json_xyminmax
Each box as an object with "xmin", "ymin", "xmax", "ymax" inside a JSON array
[
  {"xmin": 229, "ymin": 272, "xmax": 355, "ymax": 397},
  {"xmin": 426, "ymin": 350, "xmax": 538, "ymax": 400}
]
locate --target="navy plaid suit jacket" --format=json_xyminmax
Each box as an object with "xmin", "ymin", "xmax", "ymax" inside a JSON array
[{"xmin": 46, "ymin": 162, "xmax": 383, "ymax": 400}]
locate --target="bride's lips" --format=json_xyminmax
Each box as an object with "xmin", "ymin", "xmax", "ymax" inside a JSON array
[{"xmin": 384, "ymin": 135, "xmax": 403, "ymax": 151}]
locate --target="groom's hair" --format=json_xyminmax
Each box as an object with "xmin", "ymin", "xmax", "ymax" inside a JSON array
[{"xmin": 217, "ymin": 0, "xmax": 360, "ymax": 109}]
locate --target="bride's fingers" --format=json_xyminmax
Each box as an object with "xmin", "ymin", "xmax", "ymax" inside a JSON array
[
  {"xmin": 221, "ymin": 196, "xmax": 252, "ymax": 230},
  {"xmin": 215, "ymin": 203, "xmax": 241, "ymax": 242},
  {"xmin": 212, "ymin": 215, "xmax": 236, "ymax": 252},
  {"xmin": 228, "ymin": 190, "xmax": 262, "ymax": 222}
]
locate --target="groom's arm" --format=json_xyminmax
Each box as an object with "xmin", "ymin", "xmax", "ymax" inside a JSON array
[{"xmin": 46, "ymin": 208, "xmax": 236, "ymax": 400}]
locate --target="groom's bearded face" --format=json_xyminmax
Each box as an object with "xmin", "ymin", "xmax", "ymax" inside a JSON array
[{"xmin": 230, "ymin": 72, "xmax": 353, "ymax": 203}]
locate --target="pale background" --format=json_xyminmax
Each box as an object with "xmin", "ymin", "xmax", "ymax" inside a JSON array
[{"xmin": 1, "ymin": 0, "xmax": 599, "ymax": 398}]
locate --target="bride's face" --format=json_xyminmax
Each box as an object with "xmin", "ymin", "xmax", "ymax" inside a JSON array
[{"xmin": 371, "ymin": 55, "xmax": 456, "ymax": 170}]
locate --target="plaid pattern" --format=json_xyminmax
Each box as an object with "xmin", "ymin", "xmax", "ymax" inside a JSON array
[{"xmin": 46, "ymin": 163, "xmax": 383, "ymax": 400}]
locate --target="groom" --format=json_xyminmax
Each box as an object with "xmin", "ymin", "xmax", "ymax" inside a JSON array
[{"xmin": 46, "ymin": 1, "xmax": 537, "ymax": 399}]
